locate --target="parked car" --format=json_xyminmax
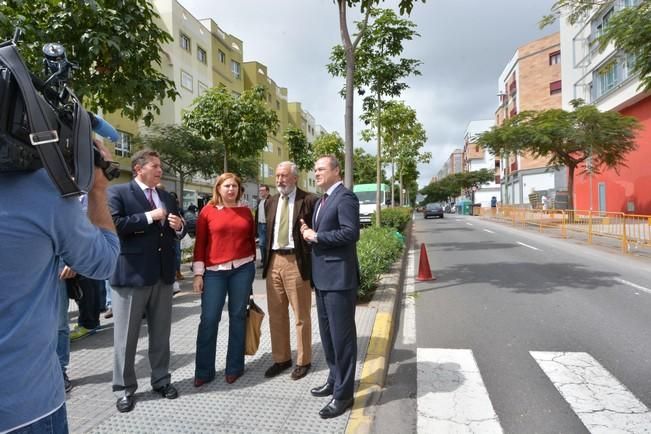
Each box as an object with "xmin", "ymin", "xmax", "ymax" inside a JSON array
[{"xmin": 423, "ymin": 203, "xmax": 444, "ymax": 219}]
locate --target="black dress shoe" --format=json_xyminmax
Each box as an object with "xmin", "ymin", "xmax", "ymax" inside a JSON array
[
  {"xmin": 310, "ymin": 382, "xmax": 334, "ymax": 397},
  {"xmin": 264, "ymin": 360, "xmax": 292, "ymax": 378},
  {"xmin": 319, "ymin": 398, "xmax": 354, "ymax": 419},
  {"xmin": 116, "ymin": 395, "xmax": 135, "ymax": 413},
  {"xmin": 153, "ymin": 383, "xmax": 178, "ymax": 399}
]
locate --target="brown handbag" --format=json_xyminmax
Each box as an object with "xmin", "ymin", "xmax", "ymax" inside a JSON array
[{"xmin": 245, "ymin": 297, "xmax": 265, "ymax": 356}]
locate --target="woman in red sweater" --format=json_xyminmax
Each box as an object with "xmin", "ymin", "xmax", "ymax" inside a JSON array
[{"xmin": 192, "ymin": 173, "xmax": 256, "ymax": 386}]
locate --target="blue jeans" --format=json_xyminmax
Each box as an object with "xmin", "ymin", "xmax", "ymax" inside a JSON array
[
  {"xmin": 195, "ymin": 262, "xmax": 255, "ymax": 379},
  {"xmin": 257, "ymin": 223, "xmax": 267, "ymax": 265},
  {"xmin": 10, "ymin": 404, "xmax": 68, "ymax": 434},
  {"xmin": 56, "ymin": 280, "xmax": 69, "ymax": 374},
  {"xmin": 175, "ymin": 240, "xmax": 182, "ymax": 272}
]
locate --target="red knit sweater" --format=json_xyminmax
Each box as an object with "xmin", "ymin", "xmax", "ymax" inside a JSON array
[{"xmin": 193, "ymin": 205, "xmax": 256, "ymax": 267}]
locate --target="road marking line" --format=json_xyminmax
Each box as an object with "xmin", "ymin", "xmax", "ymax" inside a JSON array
[
  {"xmin": 483, "ymin": 229, "xmax": 495, "ymax": 234},
  {"xmin": 418, "ymin": 348, "xmax": 503, "ymax": 433},
  {"xmin": 466, "ymin": 222, "xmax": 473, "ymax": 226},
  {"xmin": 402, "ymin": 248, "xmax": 416, "ymax": 345},
  {"xmin": 516, "ymin": 241, "xmax": 541, "ymax": 251},
  {"xmin": 614, "ymin": 278, "xmax": 651, "ymax": 295},
  {"xmin": 531, "ymin": 351, "xmax": 651, "ymax": 433}
]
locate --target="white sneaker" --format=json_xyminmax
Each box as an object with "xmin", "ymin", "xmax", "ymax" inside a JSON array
[{"xmin": 173, "ymin": 281, "xmax": 181, "ymax": 295}]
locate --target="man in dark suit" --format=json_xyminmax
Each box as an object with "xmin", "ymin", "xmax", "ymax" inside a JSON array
[
  {"xmin": 255, "ymin": 184, "xmax": 270, "ymax": 268},
  {"xmin": 107, "ymin": 149, "xmax": 186, "ymax": 413},
  {"xmin": 300, "ymin": 155, "xmax": 360, "ymax": 419},
  {"xmin": 262, "ymin": 162, "xmax": 318, "ymax": 381}
]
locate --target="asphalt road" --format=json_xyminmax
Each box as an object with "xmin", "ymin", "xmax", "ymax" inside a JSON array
[{"xmin": 373, "ymin": 213, "xmax": 651, "ymax": 434}]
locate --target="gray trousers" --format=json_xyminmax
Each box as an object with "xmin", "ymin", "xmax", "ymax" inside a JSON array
[{"xmin": 112, "ymin": 280, "xmax": 173, "ymax": 396}]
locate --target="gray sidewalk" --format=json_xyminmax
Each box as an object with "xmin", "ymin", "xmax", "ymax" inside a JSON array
[{"xmin": 64, "ymin": 264, "xmax": 376, "ymax": 433}]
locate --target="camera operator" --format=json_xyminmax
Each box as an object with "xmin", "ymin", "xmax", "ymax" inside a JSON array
[{"xmin": 0, "ymin": 142, "xmax": 119, "ymax": 433}]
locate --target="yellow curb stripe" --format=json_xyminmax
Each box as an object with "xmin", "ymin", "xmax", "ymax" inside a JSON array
[{"xmin": 347, "ymin": 311, "xmax": 394, "ymax": 434}]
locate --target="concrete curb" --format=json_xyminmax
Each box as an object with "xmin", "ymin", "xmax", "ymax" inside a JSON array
[{"xmin": 346, "ymin": 221, "xmax": 413, "ymax": 434}]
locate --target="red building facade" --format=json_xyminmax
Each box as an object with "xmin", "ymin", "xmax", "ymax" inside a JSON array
[{"xmin": 573, "ymin": 95, "xmax": 651, "ymax": 215}]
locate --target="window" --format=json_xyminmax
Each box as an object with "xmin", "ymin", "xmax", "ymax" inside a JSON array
[
  {"xmin": 179, "ymin": 32, "xmax": 191, "ymax": 52},
  {"xmin": 276, "ymin": 100, "xmax": 280, "ymax": 110},
  {"xmin": 265, "ymin": 142, "xmax": 273, "ymax": 152},
  {"xmin": 277, "ymin": 146, "xmax": 282, "ymax": 157},
  {"xmin": 549, "ymin": 80, "xmax": 562, "ymax": 95},
  {"xmin": 218, "ymin": 49, "xmax": 225, "ymax": 63},
  {"xmin": 115, "ymin": 131, "xmax": 132, "ymax": 157},
  {"xmin": 198, "ymin": 81, "xmax": 208, "ymax": 96},
  {"xmin": 231, "ymin": 60, "xmax": 241, "ymax": 79},
  {"xmin": 267, "ymin": 165, "xmax": 274, "ymax": 177},
  {"xmin": 232, "ymin": 90, "xmax": 241, "ymax": 98},
  {"xmin": 180, "ymin": 70, "xmax": 193, "ymax": 92},
  {"xmin": 197, "ymin": 46, "xmax": 207, "ymax": 64},
  {"xmin": 549, "ymin": 50, "xmax": 561, "ymax": 65}
]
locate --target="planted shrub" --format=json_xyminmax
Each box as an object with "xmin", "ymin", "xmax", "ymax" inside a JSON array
[
  {"xmin": 371, "ymin": 207, "xmax": 412, "ymax": 232},
  {"xmin": 357, "ymin": 225, "xmax": 404, "ymax": 300}
]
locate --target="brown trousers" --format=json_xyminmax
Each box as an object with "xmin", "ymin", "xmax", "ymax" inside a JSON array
[{"xmin": 265, "ymin": 253, "xmax": 312, "ymax": 366}]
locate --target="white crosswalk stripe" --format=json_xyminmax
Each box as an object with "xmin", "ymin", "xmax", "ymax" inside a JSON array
[
  {"xmin": 417, "ymin": 348, "xmax": 503, "ymax": 433},
  {"xmin": 416, "ymin": 349, "xmax": 651, "ymax": 433},
  {"xmin": 531, "ymin": 351, "xmax": 651, "ymax": 433}
]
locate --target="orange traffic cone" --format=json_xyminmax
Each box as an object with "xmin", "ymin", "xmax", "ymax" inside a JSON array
[{"xmin": 416, "ymin": 243, "xmax": 436, "ymax": 281}]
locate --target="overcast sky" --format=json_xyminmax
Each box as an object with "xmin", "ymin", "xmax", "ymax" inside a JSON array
[{"xmin": 178, "ymin": 0, "xmax": 558, "ymax": 188}]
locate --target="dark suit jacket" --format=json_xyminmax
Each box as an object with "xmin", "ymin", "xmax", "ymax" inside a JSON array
[
  {"xmin": 310, "ymin": 183, "xmax": 360, "ymax": 291},
  {"xmin": 108, "ymin": 180, "xmax": 186, "ymax": 287},
  {"xmin": 262, "ymin": 187, "xmax": 318, "ymax": 281}
]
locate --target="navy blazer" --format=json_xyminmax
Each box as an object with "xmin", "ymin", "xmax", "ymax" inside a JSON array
[
  {"xmin": 311, "ymin": 184, "xmax": 360, "ymax": 291},
  {"xmin": 108, "ymin": 180, "xmax": 186, "ymax": 287}
]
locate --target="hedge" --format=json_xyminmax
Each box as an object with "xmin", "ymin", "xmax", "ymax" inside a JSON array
[{"xmin": 357, "ymin": 225, "xmax": 404, "ymax": 300}]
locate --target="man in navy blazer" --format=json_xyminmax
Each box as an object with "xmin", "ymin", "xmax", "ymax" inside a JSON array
[
  {"xmin": 301, "ymin": 155, "xmax": 360, "ymax": 419},
  {"xmin": 107, "ymin": 149, "xmax": 186, "ymax": 413}
]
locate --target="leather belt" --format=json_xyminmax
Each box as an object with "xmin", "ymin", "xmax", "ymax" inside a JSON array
[{"xmin": 273, "ymin": 249, "xmax": 295, "ymax": 255}]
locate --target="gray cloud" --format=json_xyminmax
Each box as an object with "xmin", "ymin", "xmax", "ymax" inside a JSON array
[{"xmin": 179, "ymin": 0, "xmax": 558, "ymax": 188}]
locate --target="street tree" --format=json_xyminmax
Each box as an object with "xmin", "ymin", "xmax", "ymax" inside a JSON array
[
  {"xmin": 363, "ymin": 101, "xmax": 429, "ymax": 206},
  {"xmin": 541, "ymin": 0, "xmax": 651, "ymax": 91},
  {"xmin": 353, "ymin": 147, "xmax": 386, "ymax": 184},
  {"xmin": 137, "ymin": 124, "xmax": 258, "ymax": 199},
  {"xmin": 183, "ymin": 85, "xmax": 279, "ymax": 173},
  {"xmin": 420, "ymin": 169, "xmax": 494, "ymax": 206},
  {"xmin": 284, "ymin": 126, "xmax": 313, "ymax": 172},
  {"xmin": 332, "ymin": 8, "xmax": 421, "ymax": 224},
  {"xmin": 330, "ymin": 0, "xmax": 425, "ymax": 188},
  {"xmin": 137, "ymin": 124, "xmax": 216, "ymax": 199},
  {"xmin": 312, "ymin": 131, "xmax": 345, "ymax": 165},
  {"xmin": 477, "ymin": 99, "xmax": 640, "ymax": 209},
  {"xmin": 0, "ymin": 0, "xmax": 177, "ymax": 125}
]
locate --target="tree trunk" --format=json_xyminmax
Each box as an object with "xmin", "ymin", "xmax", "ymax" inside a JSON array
[
  {"xmin": 375, "ymin": 92, "xmax": 382, "ymax": 226},
  {"xmin": 399, "ymin": 169, "xmax": 404, "ymax": 206},
  {"xmin": 338, "ymin": 0, "xmax": 355, "ymax": 189},
  {"xmin": 178, "ymin": 171, "xmax": 185, "ymax": 211},
  {"xmin": 567, "ymin": 164, "xmax": 575, "ymax": 210},
  {"xmin": 390, "ymin": 161, "xmax": 395, "ymax": 207},
  {"xmin": 223, "ymin": 147, "xmax": 228, "ymax": 173}
]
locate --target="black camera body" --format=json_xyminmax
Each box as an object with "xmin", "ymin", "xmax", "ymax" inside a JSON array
[{"xmin": 0, "ymin": 29, "xmax": 120, "ymax": 196}]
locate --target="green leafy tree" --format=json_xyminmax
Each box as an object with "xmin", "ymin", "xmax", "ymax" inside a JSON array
[
  {"xmin": 541, "ymin": 1, "xmax": 651, "ymax": 91},
  {"xmin": 353, "ymin": 147, "xmax": 386, "ymax": 184},
  {"xmin": 284, "ymin": 126, "xmax": 313, "ymax": 172},
  {"xmin": 0, "ymin": 0, "xmax": 177, "ymax": 125},
  {"xmin": 183, "ymin": 85, "xmax": 279, "ymax": 173},
  {"xmin": 420, "ymin": 169, "xmax": 493, "ymax": 205},
  {"xmin": 477, "ymin": 99, "xmax": 640, "ymax": 209},
  {"xmin": 312, "ymin": 131, "xmax": 345, "ymax": 164},
  {"xmin": 331, "ymin": 0, "xmax": 425, "ymax": 188},
  {"xmin": 137, "ymin": 125, "xmax": 218, "ymax": 198},
  {"xmin": 364, "ymin": 101, "xmax": 429, "ymax": 206},
  {"xmin": 332, "ymin": 8, "xmax": 421, "ymax": 224}
]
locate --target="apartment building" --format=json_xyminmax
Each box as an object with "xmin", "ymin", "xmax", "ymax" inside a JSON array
[
  {"xmin": 101, "ymin": 0, "xmax": 329, "ymax": 208},
  {"xmin": 561, "ymin": 0, "xmax": 651, "ymax": 214},
  {"xmin": 463, "ymin": 120, "xmax": 500, "ymax": 207},
  {"xmin": 495, "ymin": 32, "xmax": 566, "ymax": 205}
]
